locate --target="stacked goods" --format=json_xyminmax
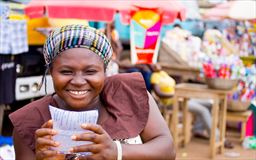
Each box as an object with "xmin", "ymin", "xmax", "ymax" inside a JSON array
[{"xmin": 202, "ymin": 62, "xmax": 256, "ymax": 111}]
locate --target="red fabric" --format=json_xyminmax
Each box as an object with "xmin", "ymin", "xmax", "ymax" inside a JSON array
[
  {"xmin": 47, "ymin": 6, "xmax": 116, "ymax": 22},
  {"xmin": 24, "ymin": 0, "xmax": 186, "ymax": 24},
  {"xmin": 246, "ymin": 113, "xmax": 254, "ymax": 137},
  {"xmin": 101, "ymin": 73, "xmax": 149, "ymax": 138},
  {"xmin": 24, "ymin": 5, "xmax": 45, "ymax": 19}
]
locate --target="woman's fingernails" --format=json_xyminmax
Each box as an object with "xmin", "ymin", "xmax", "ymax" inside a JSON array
[
  {"xmin": 54, "ymin": 142, "xmax": 60, "ymax": 146},
  {"xmin": 69, "ymin": 148, "xmax": 74, "ymax": 153},
  {"xmin": 71, "ymin": 135, "xmax": 76, "ymax": 140},
  {"xmin": 81, "ymin": 123, "xmax": 87, "ymax": 128},
  {"xmin": 52, "ymin": 130, "xmax": 57, "ymax": 134}
]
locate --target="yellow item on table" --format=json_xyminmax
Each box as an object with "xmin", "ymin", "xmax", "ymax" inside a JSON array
[{"xmin": 151, "ymin": 71, "xmax": 176, "ymax": 105}]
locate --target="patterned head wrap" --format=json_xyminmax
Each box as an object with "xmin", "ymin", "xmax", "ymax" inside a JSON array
[{"xmin": 43, "ymin": 24, "xmax": 113, "ymax": 66}]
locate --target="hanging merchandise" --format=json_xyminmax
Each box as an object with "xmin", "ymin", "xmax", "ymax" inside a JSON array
[
  {"xmin": 0, "ymin": 19, "xmax": 28, "ymax": 55},
  {"xmin": 130, "ymin": 8, "xmax": 162, "ymax": 64},
  {"xmin": 0, "ymin": 2, "xmax": 10, "ymax": 19}
]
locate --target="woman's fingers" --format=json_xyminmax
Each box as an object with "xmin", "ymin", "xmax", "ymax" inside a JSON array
[
  {"xmin": 41, "ymin": 119, "xmax": 53, "ymax": 128},
  {"xmin": 35, "ymin": 138, "xmax": 62, "ymax": 160},
  {"xmin": 70, "ymin": 142, "xmax": 117, "ymax": 160},
  {"xmin": 81, "ymin": 123, "xmax": 105, "ymax": 135},
  {"xmin": 70, "ymin": 144, "xmax": 101, "ymax": 154},
  {"xmin": 71, "ymin": 124, "xmax": 107, "ymax": 144},
  {"xmin": 35, "ymin": 120, "xmax": 63, "ymax": 160},
  {"xmin": 69, "ymin": 124, "xmax": 116, "ymax": 159},
  {"xmin": 37, "ymin": 137, "xmax": 60, "ymax": 147},
  {"xmin": 35, "ymin": 120, "xmax": 56, "ymax": 138},
  {"xmin": 35, "ymin": 128, "xmax": 58, "ymax": 138},
  {"xmin": 72, "ymin": 132, "xmax": 98, "ymax": 142}
]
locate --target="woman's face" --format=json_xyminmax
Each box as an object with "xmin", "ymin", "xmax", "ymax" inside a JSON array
[{"xmin": 50, "ymin": 48, "xmax": 105, "ymax": 110}]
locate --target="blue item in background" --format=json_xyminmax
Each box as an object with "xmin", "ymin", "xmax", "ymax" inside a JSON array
[
  {"xmin": 114, "ymin": 13, "xmax": 130, "ymax": 43},
  {"xmin": 89, "ymin": 13, "xmax": 131, "ymax": 44},
  {"xmin": 88, "ymin": 21, "xmax": 106, "ymax": 29},
  {"xmin": 127, "ymin": 68, "xmax": 152, "ymax": 92},
  {"xmin": 0, "ymin": 136, "xmax": 13, "ymax": 146}
]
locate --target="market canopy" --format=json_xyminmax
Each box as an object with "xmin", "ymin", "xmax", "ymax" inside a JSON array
[
  {"xmin": 24, "ymin": 0, "xmax": 186, "ymax": 24},
  {"xmin": 202, "ymin": 0, "xmax": 256, "ymax": 20}
]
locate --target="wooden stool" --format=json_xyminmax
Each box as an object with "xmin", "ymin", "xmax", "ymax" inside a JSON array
[
  {"xmin": 151, "ymin": 91, "xmax": 193, "ymax": 145},
  {"xmin": 162, "ymin": 103, "xmax": 193, "ymax": 146},
  {"xmin": 226, "ymin": 110, "xmax": 252, "ymax": 141},
  {"xmin": 156, "ymin": 100, "xmax": 193, "ymax": 145},
  {"xmin": 172, "ymin": 83, "xmax": 234, "ymax": 158}
]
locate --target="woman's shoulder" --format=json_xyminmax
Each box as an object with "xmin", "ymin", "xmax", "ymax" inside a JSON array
[
  {"xmin": 103, "ymin": 72, "xmax": 148, "ymax": 101},
  {"xmin": 9, "ymin": 95, "xmax": 52, "ymax": 121},
  {"xmin": 104, "ymin": 72, "xmax": 145, "ymax": 86},
  {"xmin": 101, "ymin": 72, "xmax": 149, "ymax": 139},
  {"xmin": 8, "ymin": 95, "xmax": 53, "ymax": 150}
]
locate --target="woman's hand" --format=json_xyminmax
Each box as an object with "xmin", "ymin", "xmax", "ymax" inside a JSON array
[
  {"xmin": 70, "ymin": 124, "xmax": 117, "ymax": 160},
  {"xmin": 35, "ymin": 120, "xmax": 64, "ymax": 160}
]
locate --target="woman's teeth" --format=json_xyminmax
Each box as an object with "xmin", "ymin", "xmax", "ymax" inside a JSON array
[{"xmin": 69, "ymin": 90, "xmax": 87, "ymax": 95}]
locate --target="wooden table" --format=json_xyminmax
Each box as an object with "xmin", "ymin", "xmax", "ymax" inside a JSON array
[{"xmin": 171, "ymin": 83, "xmax": 234, "ymax": 158}]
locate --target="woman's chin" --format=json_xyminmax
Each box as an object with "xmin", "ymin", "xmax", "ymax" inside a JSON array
[
  {"xmin": 67, "ymin": 104, "xmax": 88, "ymax": 111},
  {"xmin": 66, "ymin": 102, "xmax": 96, "ymax": 111}
]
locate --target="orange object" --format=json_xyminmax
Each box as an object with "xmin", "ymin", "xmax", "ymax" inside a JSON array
[{"xmin": 27, "ymin": 17, "xmax": 50, "ymax": 45}]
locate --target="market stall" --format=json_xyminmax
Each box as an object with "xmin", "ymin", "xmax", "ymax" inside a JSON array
[
  {"xmin": 159, "ymin": 2, "xmax": 256, "ymax": 152},
  {"xmin": 25, "ymin": 0, "xmax": 185, "ymax": 65}
]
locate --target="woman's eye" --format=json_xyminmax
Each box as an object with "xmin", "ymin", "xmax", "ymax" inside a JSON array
[
  {"xmin": 86, "ymin": 70, "xmax": 97, "ymax": 74},
  {"xmin": 60, "ymin": 70, "xmax": 73, "ymax": 75}
]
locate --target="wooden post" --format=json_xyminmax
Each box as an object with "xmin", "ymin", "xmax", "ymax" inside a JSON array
[
  {"xmin": 210, "ymin": 98, "xmax": 219, "ymax": 158},
  {"xmin": 172, "ymin": 94, "xmax": 179, "ymax": 148}
]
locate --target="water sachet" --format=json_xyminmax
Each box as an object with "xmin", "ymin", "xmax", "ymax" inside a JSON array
[{"xmin": 49, "ymin": 105, "xmax": 98, "ymax": 154}]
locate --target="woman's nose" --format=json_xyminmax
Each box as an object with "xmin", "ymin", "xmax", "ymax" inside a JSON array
[{"xmin": 70, "ymin": 74, "xmax": 86, "ymax": 85}]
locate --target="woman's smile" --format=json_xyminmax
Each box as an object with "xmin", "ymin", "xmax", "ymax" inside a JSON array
[{"xmin": 67, "ymin": 90, "xmax": 89, "ymax": 98}]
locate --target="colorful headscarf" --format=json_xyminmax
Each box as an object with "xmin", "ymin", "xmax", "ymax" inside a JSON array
[{"xmin": 43, "ymin": 24, "xmax": 113, "ymax": 66}]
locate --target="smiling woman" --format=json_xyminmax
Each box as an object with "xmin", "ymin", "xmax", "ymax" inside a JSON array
[
  {"xmin": 51, "ymin": 48, "xmax": 105, "ymax": 111},
  {"xmin": 9, "ymin": 25, "xmax": 175, "ymax": 160}
]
